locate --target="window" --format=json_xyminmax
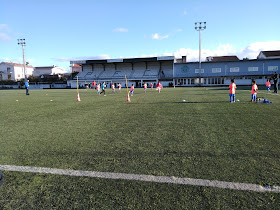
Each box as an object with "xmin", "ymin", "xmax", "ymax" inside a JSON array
[
  {"xmin": 212, "ymin": 68, "xmax": 221, "ymax": 73},
  {"xmin": 248, "ymin": 67, "xmax": 258, "ymax": 72},
  {"xmin": 268, "ymin": 66, "xmax": 278, "ymax": 71},
  {"xmin": 0, "ymin": 73, "xmax": 2, "ymax": 80},
  {"xmin": 8, "ymin": 74, "xmax": 11, "ymax": 79},
  {"xmin": 7, "ymin": 67, "xmax": 10, "ymax": 73},
  {"xmin": 195, "ymin": 69, "xmax": 204, "ymax": 73},
  {"xmin": 230, "ymin": 67, "xmax": 239, "ymax": 72}
]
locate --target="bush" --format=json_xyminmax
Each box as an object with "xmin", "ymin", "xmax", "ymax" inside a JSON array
[
  {"xmin": 28, "ymin": 76, "xmax": 40, "ymax": 83},
  {"xmin": 0, "ymin": 80, "xmax": 17, "ymax": 85}
]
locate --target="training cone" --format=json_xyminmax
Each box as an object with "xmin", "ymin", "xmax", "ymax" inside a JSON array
[
  {"xmin": 126, "ymin": 93, "xmax": 131, "ymax": 102},
  {"xmin": 77, "ymin": 93, "xmax": 81, "ymax": 102}
]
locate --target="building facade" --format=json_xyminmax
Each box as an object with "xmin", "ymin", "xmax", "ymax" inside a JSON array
[
  {"xmin": 33, "ymin": 65, "xmax": 67, "ymax": 77},
  {"xmin": 68, "ymin": 50, "xmax": 280, "ymax": 88},
  {"xmin": 0, "ymin": 62, "xmax": 34, "ymax": 81},
  {"xmin": 174, "ymin": 58, "xmax": 279, "ymax": 86}
]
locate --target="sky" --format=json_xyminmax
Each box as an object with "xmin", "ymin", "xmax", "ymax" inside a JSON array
[{"xmin": 1, "ymin": 0, "xmax": 280, "ymax": 72}]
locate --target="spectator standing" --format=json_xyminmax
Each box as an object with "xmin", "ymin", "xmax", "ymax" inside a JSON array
[{"xmin": 272, "ymin": 72, "xmax": 278, "ymax": 93}]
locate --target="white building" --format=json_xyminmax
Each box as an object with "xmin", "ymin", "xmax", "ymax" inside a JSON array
[
  {"xmin": 33, "ymin": 65, "xmax": 67, "ymax": 77},
  {"xmin": 0, "ymin": 62, "xmax": 34, "ymax": 81}
]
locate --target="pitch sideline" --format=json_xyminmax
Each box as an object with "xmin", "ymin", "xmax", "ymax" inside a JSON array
[{"xmin": 0, "ymin": 164, "xmax": 279, "ymax": 193}]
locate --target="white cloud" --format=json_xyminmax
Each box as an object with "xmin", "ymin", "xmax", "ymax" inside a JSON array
[
  {"xmin": 183, "ymin": 9, "xmax": 187, "ymax": 16},
  {"xmin": 238, "ymin": 41, "xmax": 280, "ymax": 59},
  {"xmin": 146, "ymin": 41, "xmax": 280, "ymax": 61},
  {"xmin": 52, "ymin": 55, "xmax": 111, "ymax": 63},
  {"xmin": 0, "ymin": 57, "xmax": 35, "ymax": 64},
  {"xmin": 0, "ymin": 32, "xmax": 12, "ymax": 40},
  {"xmin": 0, "ymin": 24, "xmax": 13, "ymax": 40},
  {"xmin": 113, "ymin": 27, "xmax": 128, "ymax": 33},
  {"xmin": 152, "ymin": 33, "xmax": 169, "ymax": 40},
  {"xmin": 176, "ymin": 29, "xmax": 183, "ymax": 32}
]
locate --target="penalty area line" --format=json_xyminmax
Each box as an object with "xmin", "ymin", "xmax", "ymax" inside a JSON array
[{"xmin": 0, "ymin": 164, "xmax": 279, "ymax": 193}]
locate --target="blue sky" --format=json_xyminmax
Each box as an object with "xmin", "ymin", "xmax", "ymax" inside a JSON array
[{"xmin": 1, "ymin": 0, "xmax": 280, "ymax": 71}]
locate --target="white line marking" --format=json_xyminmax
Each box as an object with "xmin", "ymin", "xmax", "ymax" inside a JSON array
[{"xmin": 0, "ymin": 165, "xmax": 279, "ymax": 193}]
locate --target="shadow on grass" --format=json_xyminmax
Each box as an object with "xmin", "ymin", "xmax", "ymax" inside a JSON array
[{"xmin": 130, "ymin": 101, "xmax": 243, "ymax": 104}]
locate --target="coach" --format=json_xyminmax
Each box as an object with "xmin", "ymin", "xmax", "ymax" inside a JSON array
[
  {"xmin": 272, "ymin": 72, "xmax": 278, "ymax": 93},
  {"xmin": 25, "ymin": 80, "xmax": 30, "ymax": 95}
]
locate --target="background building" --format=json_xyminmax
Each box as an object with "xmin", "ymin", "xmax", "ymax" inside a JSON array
[
  {"xmin": 33, "ymin": 65, "xmax": 67, "ymax": 77},
  {"xmin": 0, "ymin": 62, "xmax": 34, "ymax": 81},
  {"xmin": 69, "ymin": 50, "xmax": 280, "ymax": 88},
  {"xmin": 68, "ymin": 57, "xmax": 174, "ymax": 88}
]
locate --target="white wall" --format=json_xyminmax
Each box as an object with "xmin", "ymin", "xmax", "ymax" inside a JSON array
[{"xmin": 0, "ymin": 63, "xmax": 34, "ymax": 81}]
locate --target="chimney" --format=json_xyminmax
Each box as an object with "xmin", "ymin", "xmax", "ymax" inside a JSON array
[{"xmin": 182, "ymin": 56, "xmax": 187, "ymax": 63}]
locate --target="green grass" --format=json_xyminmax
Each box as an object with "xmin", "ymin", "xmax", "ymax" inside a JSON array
[{"xmin": 0, "ymin": 87, "xmax": 280, "ymax": 209}]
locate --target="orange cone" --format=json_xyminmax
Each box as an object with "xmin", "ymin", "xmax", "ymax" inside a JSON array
[
  {"xmin": 77, "ymin": 93, "xmax": 81, "ymax": 102},
  {"xmin": 126, "ymin": 93, "xmax": 131, "ymax": 102}
]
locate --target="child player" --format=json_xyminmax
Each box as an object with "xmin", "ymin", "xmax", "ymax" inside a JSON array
[
  {"xmin": 112, "ymin": 83, "xmax": 115, "ymax": 93},
  {"xmin": 265, "ymin": 79, "xmax": 271, "ymax": 92},
  {"xmin": 156, "ymin": 82, "xmax": 162, "ymax": 93},
  {"xmin": 229, "ymin": 79, "xmax": 237, "ymax": 103},
  {"xmin": 118, "ymin": 83, "xmax": 122, "ymax": 92},
  {"xmin": 150, "ymin": 82, "xmax": 153, "ymax": 90},
  {"xmin": 97, "ymin": 83, "xmax": 101, "ymax": 95},
  {"xmin": 130, "ymin": 84, "xmax": 134, "ymax": 96},
  {"xmin": 251, "ymin": 80, "xmax": 258, "ymax": 102},
  {"xmin": 144, "ymin": 83, "xmax": 147, "ymax": 93}
]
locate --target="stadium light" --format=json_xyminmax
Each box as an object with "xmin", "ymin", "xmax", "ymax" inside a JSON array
[
  {"xmin": 195, "ymin": 22, "xmax": 206, "ymax": 86},
  {"xmin": 17, "ymin": 39, "xmax": 27, "ymax": 82}
]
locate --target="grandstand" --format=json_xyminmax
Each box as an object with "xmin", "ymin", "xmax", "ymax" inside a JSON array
[
  {"xmin": 68, "ymin": 50, "xmax": 280, "ymax": 88},
  {"xmin": 68, "ymin": 57, "xmax": 174, "ymax": 88}
]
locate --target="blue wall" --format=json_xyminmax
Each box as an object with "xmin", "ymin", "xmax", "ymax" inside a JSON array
[{"xmin": 174, "ymin": 59, "xmax": 280, "ymax": 78}]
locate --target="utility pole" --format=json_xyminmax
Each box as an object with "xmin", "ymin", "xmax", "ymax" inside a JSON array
[
  {"xmin": 195, "ymin": 22, "xmax": 206, "ymax": 86},
  {"xmin": 18, "ymin": 39, "xmax": 27, "ymax": 82}
]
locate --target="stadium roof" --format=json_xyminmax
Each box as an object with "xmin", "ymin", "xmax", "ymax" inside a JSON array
[
  {"xmin": 70, "ymin": 56, "xmax": 174, "ymax": 65},
  {"xmin": 206, "ymin": 56, "xmax": 240, "ymax": 62},
  {"xmin": 259, "ymin": 50, "xmax": 280, "ymax": 57}
]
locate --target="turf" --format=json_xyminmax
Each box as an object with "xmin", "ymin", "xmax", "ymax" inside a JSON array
[{"xmin": 0, "ymin": 87, "xmax": 280, "ymax": 209}]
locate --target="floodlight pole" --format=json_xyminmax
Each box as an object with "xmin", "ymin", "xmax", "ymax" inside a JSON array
[
  {"xmin": 195, "ymin": 22, "xmax": 206, "ymax": 86},
  {"xmin": 18, "ymin": 39, "xmax": 27, "ymax": 82}
]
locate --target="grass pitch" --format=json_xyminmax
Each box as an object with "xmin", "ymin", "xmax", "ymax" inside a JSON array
[{"xmin": 0, "ymin": 87, "xmax": 280, "ymax": 209}]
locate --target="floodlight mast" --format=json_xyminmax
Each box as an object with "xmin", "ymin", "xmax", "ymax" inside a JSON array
[
  {"xmin": 195, "ymin": 22, "xmax": 206, "ymax": 86},
  {"xmin": 17, "ymin": 39, "xmax": 27, "ymax": 82}
]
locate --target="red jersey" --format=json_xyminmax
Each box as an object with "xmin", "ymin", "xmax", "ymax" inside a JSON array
[
  {"xmin": 265, "ymin": 81, "xmax": 271, "ymax": 87},
  {"xmin": 130, "ymin": 86, "xmax": 134, "ymax": 91},
  {"xmin": 251, "ymin": 84, "xmax": 258, "ymax": 94},
  {"xmin": 229, "ymin": 83, "xmax": 236, "ymax": 94}
]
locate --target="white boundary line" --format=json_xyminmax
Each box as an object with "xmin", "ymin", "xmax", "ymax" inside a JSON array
[{"xmin": 0, "ymin": 165, "xmax": 279, "ymax": 193}]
